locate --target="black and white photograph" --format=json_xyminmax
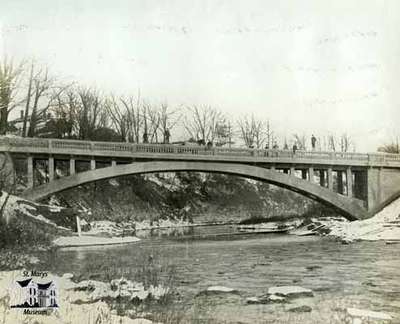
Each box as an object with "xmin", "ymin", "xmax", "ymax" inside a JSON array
[{"xmin": 0, "ymin": 1, "xmax": 399, "ymax": 323}]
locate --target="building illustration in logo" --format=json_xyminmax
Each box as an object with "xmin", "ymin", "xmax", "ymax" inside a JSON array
[{"xmin": 11, "ymin": 278, "xmax": 58, "ymax": 308}]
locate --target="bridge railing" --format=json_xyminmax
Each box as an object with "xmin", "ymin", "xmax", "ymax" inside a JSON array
[{"xmin": 2, "ymin": 136, "xmax": 400, "ymax": 164}]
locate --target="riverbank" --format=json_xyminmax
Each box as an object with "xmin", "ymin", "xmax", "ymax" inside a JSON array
[
  {"xmin": 0, "ymin": 270, "xmax": 166, "ymax": 324},
  {"xmin": 53, "ymin": 235, "xmax": 141, "ymax": 247},
  {"xmin": 293, "ymin": 198, "xmax": 400, "ymax": 243}
]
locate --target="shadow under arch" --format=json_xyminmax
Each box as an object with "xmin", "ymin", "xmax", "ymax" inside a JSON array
[{"xmin": 21, "ymin": 161, "xmax": 367, "ymax": 220}]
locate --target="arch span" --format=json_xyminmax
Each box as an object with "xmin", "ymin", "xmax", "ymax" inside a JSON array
[{"xmin": 21, "ymin": 161, "xmax": 367, "ymax": 220}]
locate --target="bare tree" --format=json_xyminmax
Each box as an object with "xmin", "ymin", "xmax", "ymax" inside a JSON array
[
  {"xmin": 214, "ymin": 119, "xmax": 234, "ymax": 147},
  {"xmin": 0, "ymin": 58, "xmax": 25, "ymax": 135},
  {"xmin": 328, "ymin": 135, "xmax": 336, "ymax": 152},
  {"xmin": 237, "ymin": 115, "xmax": 255, "ymax": 148},
  {"xmin": 159, "ymin": 103, "xmax": 181, "ymax": 144},
  {"xmin": 143, "ymin": 101, "xmax": 161, "ymax": 143},
  {"xmin": 104, "ymin": 95, "xmax": 129, "ymax": 142},
  {"xmin": 75, "ymin": 87, "xmax": 105, "ymax": 140},
  {"xmin": 293, "ymin": 134, "xmax": 306, "ymax": 150},
  {"xmin": 22, "ymin": 64, "xmax": 70, "ymax": 137},
  {"xmin": 327, "ymin": 133, "xmax": 354, "ymax": 152},
  {"xmin": 265, "ymin": 120, "xmax": 274, "ymax": 149},
  {"xmin": 237, "ymin": 115, "xmax": 268, "ymax": 149},
  {"xmin": 120, "ymin": 95, "xmax": 142, "ymax": 143},
  {"xmin": 184, "ymin": 105, "xmax": 224, "ymax": 142},
  {"xmin": 340, "ymin": 133, "xmax": 354, "ymax": 152},
  {"xmin": 378, "ymin": 142, "xmax": 400, "ymax": 154}
]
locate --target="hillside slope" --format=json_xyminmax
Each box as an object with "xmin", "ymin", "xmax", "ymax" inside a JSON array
[{"xmin": 43, "ymin": 172, "xmax": 333, "ymax": 224}]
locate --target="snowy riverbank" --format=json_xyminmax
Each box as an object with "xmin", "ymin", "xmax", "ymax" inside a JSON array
[
  {"xmin": 53, "ymin": 235, "xmax": 141, "ymax": 247},
  {"xmin": 0, "ymin": 270, "xmax": 164, "ymax": 324},
  {"xmin": 293, "ymin": 198, "xmax": 400, "ymax": 242}
]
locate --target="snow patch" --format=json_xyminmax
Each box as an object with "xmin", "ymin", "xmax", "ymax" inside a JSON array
[{"xmin": 347, "ymin": 307, "xmax": 392, "ymax": 320}]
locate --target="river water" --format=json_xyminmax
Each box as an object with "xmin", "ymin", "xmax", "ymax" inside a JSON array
[{"xmin": 45, "ymin": 225, "xmax": 400, "ymax": 323}]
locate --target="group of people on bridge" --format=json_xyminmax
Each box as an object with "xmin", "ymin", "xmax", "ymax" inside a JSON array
[
  {"xmin": 140, "ymin": 129, "xmax": 318, "ymax": 154},
  {"xmin": 264, "ymin": 135, "xmax": 318, "ymax": 156}
]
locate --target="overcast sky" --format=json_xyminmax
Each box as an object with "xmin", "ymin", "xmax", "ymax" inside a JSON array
[{"xmin": 1, "ymin": 0, "xmax": 400, "ymax": 151}]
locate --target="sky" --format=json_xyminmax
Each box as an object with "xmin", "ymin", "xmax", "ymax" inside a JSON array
[{"xmin": 1, "ymin": 0, "xmax": 400, "ymax": 151}]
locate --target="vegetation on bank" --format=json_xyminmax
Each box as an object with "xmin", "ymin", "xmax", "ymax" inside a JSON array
[
  {"xmin": 0, "ymin": 191, "xmax": 74, "ymax": 271},
  {"xmin": 41, "ymin": 172, "xmax": 328, "ymax": 226}
]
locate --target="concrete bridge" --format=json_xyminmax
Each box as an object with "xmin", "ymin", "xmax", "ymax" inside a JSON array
[{"xmin": 2, "ymin": 136, "xmax": 400, "ymax": 220}]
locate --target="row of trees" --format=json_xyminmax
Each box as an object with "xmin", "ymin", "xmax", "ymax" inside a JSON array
[{"xmin": 0, "ymin": 58, "xmax": 356, "ymax": 151}]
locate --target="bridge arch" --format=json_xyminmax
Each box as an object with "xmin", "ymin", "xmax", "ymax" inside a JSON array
[{"xmin": 20, "ymin": 161, "xmax": 367, "ymax": 220}]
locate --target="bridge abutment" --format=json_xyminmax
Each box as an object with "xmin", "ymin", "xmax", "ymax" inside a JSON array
[{"xmin": 367, "ymin": 167, "xmax": 400, "ymax": 212}]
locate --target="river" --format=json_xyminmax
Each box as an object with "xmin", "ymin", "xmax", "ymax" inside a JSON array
[{"xmin": 43, "ymin": 225, "xmax": 400, "ymax": 323}]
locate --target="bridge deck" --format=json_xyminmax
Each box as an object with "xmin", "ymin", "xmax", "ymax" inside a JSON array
[{"xmin": 1, "ymin": 137, "xmax": 400, "ymax": 168}]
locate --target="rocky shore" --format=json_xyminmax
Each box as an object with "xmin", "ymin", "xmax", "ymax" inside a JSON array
[{"xmin": 0, "ymin": 270, "xmax": 169, "ymax": 324}]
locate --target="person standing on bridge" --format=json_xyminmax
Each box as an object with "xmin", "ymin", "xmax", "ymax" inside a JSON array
[
  {"xmin": 264, "ymin": 143, "xmax": 270, "ymax": 157},
  {"xmin": 311, "ymin": 134, "xmax": 317, "ymax": 150},
  {"xmin": 292, "ymin": 143, "xmax": 298, "ymax": 156},
  {"xmin": 143, "ymin": 132, "xmax": 149, "ymax": 144},
  {"xmin": 164, "ymin": 128, "xmax": 171, "ymax": 144}
]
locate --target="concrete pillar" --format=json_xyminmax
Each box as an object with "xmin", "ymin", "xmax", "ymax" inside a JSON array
[
  {"xmin": 290, "ymin": 167, "xmax": 295, "ymax": 176},
  {"xmin": 346, "ymin": 167, "xmax": 353, "ymax": 197},
  {"xmin": 301, "ymin": 169, "xmax": 307, "ymax": 180},
  {"xmin": 337, "ymin": 171, "xmax": 344, "ymax": 194},
  {"xmin": 48, "ymin": 156, "xmax": 54, "ymax": 182},
  {"xmin": 27, "ymin": 156, "xmax": 34, "ymax": 189},
  {"xmin": 327, "ymin": 167, "xmax": 333, "ymax": 190},
  {"xmin": 309, "ymin": 167, "xmax": 314, "ymax": 183},
  {"xmin": 270, "ymin": 165, "xmax": 276, "ymax": 171},
  {"xmin": 70, "ymin": 158, "xmax": 76, "ymax": 175},
  {"xmin": 111, "ymin": 159, "xmax": 117, "ymax": 167},
  {"xmin": 76, "ymin": 216, "xmax": 82, "ymax": 237},
  {"xmin": 367, "ymin": 168, "xmax": 382, "ymax": 210},
  {"xmin": 90, "ymin": 159, "xmax": 96, "ymax": 170},
  {"xmin": 319, "ymin": 170, "xmax": 326, "ymax": 187}
]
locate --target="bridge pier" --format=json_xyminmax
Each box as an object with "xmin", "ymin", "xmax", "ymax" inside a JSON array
[
  {"xmin": 27, "ymin": 155, "xmax": 34, "ymax": 189},
  {"xmin": 90, "ymin": 159, "xmax": 96, "ymax": 170},
  {"xmin": 346, "ymin": 167, "xmax": 353, "ymax": 197},
  {"xmin": 309, "ymin": 167, "xmax": 314, "ymax": 183},
  {"xmin": 70, "ymin": 157, "xmax": 76, "ymax": 175},
  {"xmin": 48, "ymin": 156, "xmax": 55, "ymax": 182},
  {"xmin": 111, "ymin": 159, "xmax": 117, "ymax": 167},
  {"xmin": 327, "ymin": 167, "xmax": 333, "ymax": 190}
]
